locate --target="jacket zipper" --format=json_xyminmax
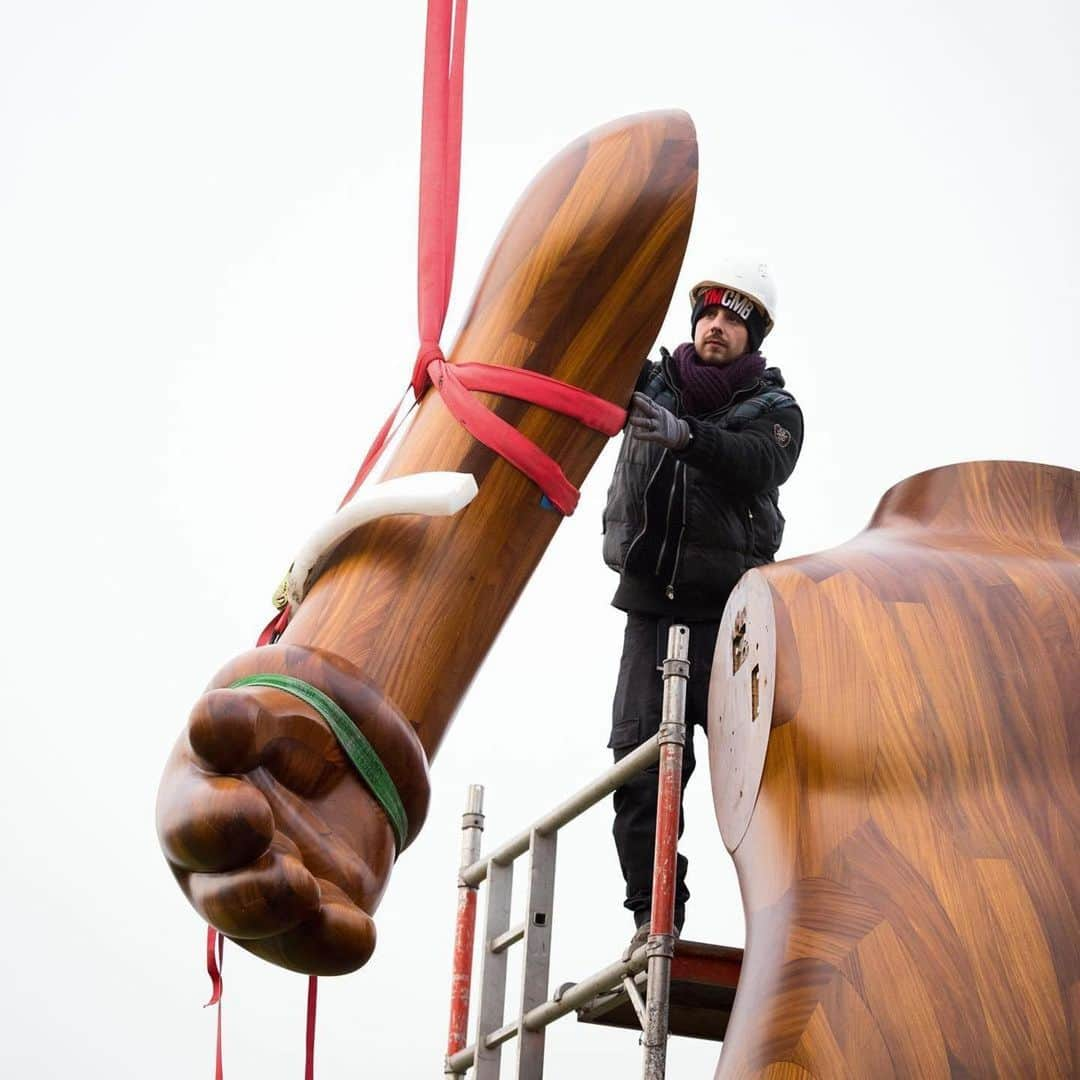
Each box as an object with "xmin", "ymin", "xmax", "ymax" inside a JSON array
[
  {"xmin": 654, "ymin": 464, "xmax": 681, "ymax": 573},
  {"xmin": 652, "ymin": 352, "xmax": 685, "ymax": 581},
  {"xmin": 656, "ymin": 356, "xmax": 682, "ymax": 419},
  {"xmin": 746, "ymin": 506, "xmax": 755, "ymax": 554},
  {"xmin": 625, "ymin": 356, "xmax": 683, "ymax": 568},
  {"xmin": 665, "ymin": 467, "xmax": 688, "ymax": 600},
  {"xmin": 623, "ymin": 452, "xmax": 667, "ymax": 567}
]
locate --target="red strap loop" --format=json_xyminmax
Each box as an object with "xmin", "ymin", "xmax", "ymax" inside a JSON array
[
  {"xmin": 453, "ymin": 363, "xmax": 625, "ymax": 436},
  {"xmin": 428, "ymin": 357, "xmax": 581, "ymax": 514}
]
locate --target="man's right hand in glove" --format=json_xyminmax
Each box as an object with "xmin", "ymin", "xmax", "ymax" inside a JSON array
[{"xmin": 628, "ymin": 392, "xmax": 690, "ymax": 450}]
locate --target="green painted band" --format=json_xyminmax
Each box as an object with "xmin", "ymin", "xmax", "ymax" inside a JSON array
[{"xmin": 229, "ymin": 673, "xmax": 408, "ymax": 853}]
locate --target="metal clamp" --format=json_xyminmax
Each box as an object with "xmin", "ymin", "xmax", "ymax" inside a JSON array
[
  {"xmin": 657, "ymin": 721, "xmax": 686, "ymax": 747},
  {"xmin": 661, "ymin": 658, "xmax": 690, "ymax": 679},
  {"xmin": 645, "ymin": 933, "xmax": 677, "ymax": 960}
]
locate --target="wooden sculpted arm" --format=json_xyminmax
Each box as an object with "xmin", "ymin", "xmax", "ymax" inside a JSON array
[{"xmin": 156, "ymin": 111, "xmax": 698, "ymax": 976}]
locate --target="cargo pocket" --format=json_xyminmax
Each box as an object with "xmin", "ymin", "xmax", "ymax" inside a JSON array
[
  {"xmin": 770, "ymin": 506, "xmax": 786, "ymax": 552},
  {"xmin": 608, "ymin": 715, "xmax": 644, "ymax": 750}
]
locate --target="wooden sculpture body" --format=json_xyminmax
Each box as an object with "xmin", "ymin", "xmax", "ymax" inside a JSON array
[
  {"xmin": 156, "ymin": 111, "xmax": 698, "ymax": 975},
  {"xmin": 711, "ymin": 461, "xmax": 1079, "ymax": 1077}
]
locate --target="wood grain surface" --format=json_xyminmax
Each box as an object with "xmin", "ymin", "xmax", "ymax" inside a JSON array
[
  {"xmin": 711, "ymin": 460, "xmax": 1079, "ymax": 1078},
  {"xmin": 156, "ymin": 111, "xmax": 698, "ymax": 975}
]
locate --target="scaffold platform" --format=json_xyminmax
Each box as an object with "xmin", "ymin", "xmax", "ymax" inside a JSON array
[{"xmin": 574, "ymin": 940, "xmax": 742, "ymax": 1042}]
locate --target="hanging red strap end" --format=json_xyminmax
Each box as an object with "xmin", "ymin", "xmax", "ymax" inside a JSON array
[
  {"xmin": 304, "ymin": 976, "xmax": 318, "ymax": 1080},
  {"xmin": 338, "ymin": 389, "xmax": 412, "ymax": 510},
  {"xmin": 257, "ymin": 607, "xmax": 291, "ymax": 647},
  {"xmin": 204, "ymin": 927, "xmax": 224, "ymax": 1007}
]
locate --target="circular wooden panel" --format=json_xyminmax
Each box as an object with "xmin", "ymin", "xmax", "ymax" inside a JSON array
[{"xmin": 708, "ymin": 569, "xmax": 776, "ymax": 853}]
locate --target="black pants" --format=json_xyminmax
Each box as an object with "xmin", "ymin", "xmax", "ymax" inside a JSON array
[{"xmin": 609, "ymin": 614, "xmax": 721, "ymax": 931}]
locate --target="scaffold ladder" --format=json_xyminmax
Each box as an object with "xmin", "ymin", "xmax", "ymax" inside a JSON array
[{"xmin": 444, "ymin": 624, "xmax": 692, "ymax": 1080}]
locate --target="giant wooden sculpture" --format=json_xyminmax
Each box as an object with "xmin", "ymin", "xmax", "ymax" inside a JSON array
[
  {"xmin": 156, "ymin": 111, "xmax": 698, "ymax": 976},
  {"xmin": 710, "ymin": 460, "xmax": 1079, "ymax": 1077}
]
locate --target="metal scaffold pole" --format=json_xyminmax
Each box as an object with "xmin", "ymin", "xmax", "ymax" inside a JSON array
[{"xmin": 642, "ymin": 624, "xmax": 690, "ymax": 1079}]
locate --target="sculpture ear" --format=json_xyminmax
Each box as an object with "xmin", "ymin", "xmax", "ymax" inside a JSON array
[{"xmin": 286, "ymin": 471, "xmax": 478, "ymax": 611}]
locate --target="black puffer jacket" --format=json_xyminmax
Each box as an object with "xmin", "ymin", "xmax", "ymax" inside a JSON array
[{"xmin": 602, "ymin": 349, "xmax": 803, "ymax": 619}]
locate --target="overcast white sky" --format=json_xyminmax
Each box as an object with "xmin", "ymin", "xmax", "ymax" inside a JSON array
[{"xmin": 2, "ymin": 2, "xmax": 1077, "ymax": 1077}]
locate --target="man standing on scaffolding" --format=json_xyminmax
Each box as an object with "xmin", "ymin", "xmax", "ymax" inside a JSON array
[{"xmin": 601, "ymin": 260, "xmax": 803, "ymax": 948}]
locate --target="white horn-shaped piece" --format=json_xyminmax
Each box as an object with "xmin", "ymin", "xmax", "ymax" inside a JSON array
[{"xmin": 286, "ymin": 471, "xmax": 478, "ymax": 611}]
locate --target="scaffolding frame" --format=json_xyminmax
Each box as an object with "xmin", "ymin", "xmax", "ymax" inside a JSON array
[{"xmin": 444, "ymin": 624, "xmax": 691, "ymax": 1080}]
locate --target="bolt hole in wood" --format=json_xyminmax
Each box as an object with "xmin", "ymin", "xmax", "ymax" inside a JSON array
[{"xmin": 732, "ymin": 609, "xmax": 749, "ymax": 674}]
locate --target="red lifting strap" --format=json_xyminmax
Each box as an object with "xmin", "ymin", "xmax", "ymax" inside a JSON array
[
  {"xmin": 390, "ymin": 0, "xmax": 622, "ymax": 518},
  {"xmin": 338, "ymin": 0, "xmax": 628, "ymax": 517},
  {"xmin": 412, "ymin": 0, "xmax": 467, "ymax": 396}
]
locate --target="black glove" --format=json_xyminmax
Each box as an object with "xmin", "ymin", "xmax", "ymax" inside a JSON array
[{"xmin": 628, "ymin": 392, "xmax": 690, "ymax": 451}]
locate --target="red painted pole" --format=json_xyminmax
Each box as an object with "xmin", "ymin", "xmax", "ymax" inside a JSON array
[
  {"xmin": 447, "ymin": 887, "xmax": 478, "ymax": 1056},
  {"xmin": 649, "ymin": 733, "xmax": 684, "ymax": 941},
  {"xmin": 446, "ymin": 785, "xmax": 484, "ymax": 1073}
]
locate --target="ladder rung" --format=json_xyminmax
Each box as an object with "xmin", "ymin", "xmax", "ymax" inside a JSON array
[
  {"xmin": 490, "ymin": 921, "xmax": 525, "ymax": 955},
  {"xmin": 484, "ymin": 1020, "xmax": 520, "ymax": 1049}
]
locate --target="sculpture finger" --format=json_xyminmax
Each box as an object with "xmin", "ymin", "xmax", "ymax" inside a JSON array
[
  {"xmin": 246, "ymin": 766, "xmax": 387, "ymax": 910},
  {"xmin": 187, "ymin": 687, "xmax": 262, "ymax": 774},
  {"xmin": 245, "ymin": 687, "xmax": 346, "ymax": 798},
  {"xmin": 156, "ymin": 736, "xmax": 274, "ymax": 873},
  {"xmin": 236, "ymin": 879, "xmax": 377, "ymax": 976},
  {"xmin": 197, "ymin": 682, "xmax": 349, "ymax": 797},
  {"xmin": 184, "ymin": 834, "xmax": 320, "ymax": 939}
]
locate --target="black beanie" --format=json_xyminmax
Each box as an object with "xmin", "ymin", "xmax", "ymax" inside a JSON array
[{"xmin": 692, "ymin": 287, "xmax": 767, "ymax": 354}]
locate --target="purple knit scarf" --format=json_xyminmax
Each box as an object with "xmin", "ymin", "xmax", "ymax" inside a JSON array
[{"xmin": 671, "ymin": 342, "xmax": 766, "ymax": 416}]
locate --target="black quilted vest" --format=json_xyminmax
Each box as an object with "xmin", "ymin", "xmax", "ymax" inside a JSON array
[{"xmin": 602, "ymin": 351, "xmax": 796, "ymax": 615}]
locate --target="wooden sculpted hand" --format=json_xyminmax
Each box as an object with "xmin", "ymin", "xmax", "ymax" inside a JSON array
[{"xmin": 156, "ymin": 644, "xmax": 430, "ymax": 976}]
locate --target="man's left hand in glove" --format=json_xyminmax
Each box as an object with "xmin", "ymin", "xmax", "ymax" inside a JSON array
[{"xmin": 628, "ymin": 392, "xmax": 691, "ymax": 451}]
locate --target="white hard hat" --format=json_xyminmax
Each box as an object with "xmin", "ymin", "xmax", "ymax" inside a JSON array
[{"xmin": 690, "ymin": 258, "xmax": 777, "ymax": 336}]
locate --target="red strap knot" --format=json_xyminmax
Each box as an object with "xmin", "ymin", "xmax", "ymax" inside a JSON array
[{"xmin": 412, "ymin": 341, "xmax": 445, "ymax": 397}]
